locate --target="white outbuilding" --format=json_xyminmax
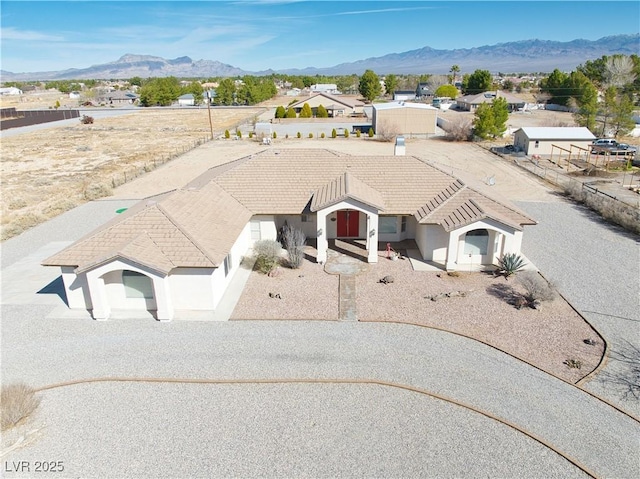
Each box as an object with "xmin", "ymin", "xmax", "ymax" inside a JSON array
[{"xmin": 513, "ymin": 127, "xmax": 596, "ymax": 156}]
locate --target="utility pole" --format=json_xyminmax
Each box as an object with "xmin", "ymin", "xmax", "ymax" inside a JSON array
[{"xmin": 206, "ymin": 91, "xmax": 214, "ymax": 140}]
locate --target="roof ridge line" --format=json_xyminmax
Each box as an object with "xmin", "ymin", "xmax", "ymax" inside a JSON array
[{"xmin": 155, "ymin": 203, "xmax": 219, "ymax": 267}]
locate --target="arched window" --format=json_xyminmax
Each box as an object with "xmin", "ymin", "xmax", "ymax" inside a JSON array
[
  {"xmin": 122, "ymin": 270, "xmax": 153, "ymax": 299},
  {"xmin": 464, "ymin": 229, "xmax": 489, "ymax": 255}
]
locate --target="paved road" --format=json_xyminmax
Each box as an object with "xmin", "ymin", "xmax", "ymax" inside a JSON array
[{"xmin": 518, "ymin": 198, "xmax": 640, "ymax": 417}]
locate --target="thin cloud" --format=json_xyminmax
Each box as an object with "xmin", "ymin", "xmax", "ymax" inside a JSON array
[{"xmin": 0, "ymin": 27, "xmax": 65, "ymax": 42}]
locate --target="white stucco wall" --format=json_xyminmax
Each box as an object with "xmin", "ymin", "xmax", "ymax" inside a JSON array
[
  {"xmin": 250, "ymin": 215, "xmax": 278, "ymax": 242},
  {"xmin": 61, "ymin": 266, "xmax": 91, "ymax": 309},
  {"xmin": 277, "ymin": 214, "xmax": 318, "ymax": 239},
  {"xmin": 170, "ymin": 268, "xmax": 216, "ymax": 310},
  {"xmin": 416, "ymin": 224, "xmax": 449, "ymax": 262}
]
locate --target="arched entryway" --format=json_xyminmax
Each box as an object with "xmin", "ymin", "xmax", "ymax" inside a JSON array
[{"xmin": 102, "ymin": 269, "xmax": 157, "ymax": 313}]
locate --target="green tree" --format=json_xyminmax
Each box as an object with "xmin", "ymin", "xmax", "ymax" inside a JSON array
[
  {"xmin": 331, "ymin": 128, "xmax": 337, "ymax": 138},
  {"xmin": 502, "ymin": 79, "xmax": 515, "ymax": 92},
  {"xmin": 368, "ymin": 127, "xmax": 374, "ymax": 138},
  {"xmin": 610, "ymin": 93, "xmax": 636, "ymax": 137},
  {"xmin": 344, "ymin": 129, "xmax": 349, "ymax": 138},
  {"xmin": 472, "ymin": 103, "xmax": 495, "ymax": 139},
  {"xmin": 275, "ymin": 105, "xmax": 286, "ymax": 119},
  {"xmin": 435, "ymin": 84, "xmax": 458, "ymax": 98},
  {"xmin": 300, "ymin": 103, "xmax": 313, "ymax": 118},
  {"xmin": 286, "ymin": 107, "xmax": 297, "ymax": 118},
  {"xmin": 463, "ymin": 69, "xmax": 492, "ymax": 95},
  {"xmin": 384, "ymin": 74, "xmax": 398, "ymax": 96},
  {"xmin": 540, "ymin": 69, "xmax": 569, "ymax": 105},
  {"xmin": 139, "ymin": 77, "xmax": 181, "ymax": 106},
  {"xmin": 214, "ymin": 78, "xmax": 236, "ymax": 106},
  {"xmin": 184, "ymin": 81, "xmax": 204, "ymax": 105},
  {"xmin": 316, "ymin": 104, "xmax": 328, "ymax": 118},
  {"xmin": 129, "ymin": 76, "xmax": 143, "ymax": 87},
  {"xmin": 491, "ymin": 97, "xmax": 509, "ymax": 138},
  {"xmin": 359, "ymin": 70, "xmax": 382, "ymax": 102}
]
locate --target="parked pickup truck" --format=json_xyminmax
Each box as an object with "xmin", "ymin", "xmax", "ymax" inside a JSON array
[{"xmin": 591, "ymin": 139, "xmax": 637, "ymax": 156}]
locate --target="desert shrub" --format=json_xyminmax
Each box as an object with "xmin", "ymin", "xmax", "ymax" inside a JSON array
[
  {"xmin": 285, "ymin": 134, "xmax": 289, "ymax": 139},
  {"xmin": 308, "ymin": 133, "xmax": 313, "ymax": 138},
  {"xmin": 80, "ymin": 115, "xmax": 94, "ymax": 124},
  {"xmin": 236, "ymin": 130, "xmax": 242, "ymax": 139},
  {"xmin": 496, "ymin": 253, "xmax": 526, "ymax": 278},
  {"xmin": 442, "ymin": 118, "xmax": 473, "ymax": 142},
  {"xmin": 1, "ymin": 383, "xmax": 40, "ymax": 431},
  {"xmin": 321, "ymin": 132, "xmax": 325, "ymax": 138},
  {"xmin": 368, "ymin": 128, "xmax": 374, "ymax": 138},
  {"xmin": 83, "ymin": 181, "xmax": 113, "ymax": 200},
  {"xmin": 8, "ymin": 198, "xmax": 28, "ymax": 210},
  {"xmin": 248, "ymin": 131, "xmax": 253, "ymax": 139},
  {"xmin": 517, "ymin": 271, "xmax": 556, "ymax": 303},
  {"xmin": 356, "ymin": 130, "xmax": 361, "ymax": 138},
  {"xmin": 374, "ymin": 120, "xmax": 399, "ymax": 142},
  {"xmin": 224, "ymin": 130, "xmax": 230, "ymax": 139},
  {"xmin": 272, "ymin": 131, "xmax": 277, "ymax": 139},
  {"xmin": 297, "ymin": 132, "xmax": 301, "ymax": 138},
  {"xmin": 344, "ymin": 129, "xmax": 349, "ymax": 138},
  {"xmin": 253, "ymin": 239, "xmax": 282, "ymax": 274},
  {"xmin": 332, "ymin": 128, "xmax": 337, "ymax": 138},
  {"xmin": 280, "ymin": 223, "xmax": 306, "ymax": 269}
]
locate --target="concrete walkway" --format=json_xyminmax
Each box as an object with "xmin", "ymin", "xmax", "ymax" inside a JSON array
[{"xmin": 324, "ymin": 250, "xmax": 369, "ymax": 321}]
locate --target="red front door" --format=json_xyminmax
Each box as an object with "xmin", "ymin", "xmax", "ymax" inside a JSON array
[{"xmin": 337, "ymin": 210, "xmax": 359, "ymax": 237}]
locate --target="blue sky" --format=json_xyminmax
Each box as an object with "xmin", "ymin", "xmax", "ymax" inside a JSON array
[{"xmin": 1, "ymin": 1, "xmax": 639, "ymax": 73}]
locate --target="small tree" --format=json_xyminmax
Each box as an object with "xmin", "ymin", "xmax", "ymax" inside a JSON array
[
  {"xmin": 272, "ymin": 131, "xmax": 277, "ymax": 139},
  {"xmin": 331, "ymin": 128, "xmax": 337, "ymax": 138},
  {"xmin": 359, "ymin": 69, "xmax": 382, "ymax": 102},
  {"xmin": 286, "ymin": 107, "xmax": 297, "ymax": 118},
  {"xmin": 368, "ymin": 127, "xmax": 374, "ymax": 138},
  {"xmin": 248, "ymin": 131, "xmax": 254, "ymax": 139},
  {"xmin": 275, "ymin": 105, "xmax": 286, "ymax": 119},
  {"xmin": 344, "ymin": 129, "xmax": 349, "ymax": 138},
  {"xmin": 224, "ymin": 129, "xmax": 231, "ymax": 139},
  {"xmin": 321, "ymin": 132, "xmax": 325, "ymax": 138},
  {"xmin": 317, "ymin": 104, "xmax": 328, "ymax": 118},
  {"xmin": 435, "ymin": 84, "xmax": 459, "ymax": 99},
  {"xmin": 308, "ymin": 132, "xmax": 313, "ymax": 138},
  {"xmin": 300, "ymin": 103, "xmax": 313, "ymax": 118},
  {"xmin": 297, "ymin": 131, "xmax": 301, "ymax": 138},
  {"xmin": 54, "ymin": 100, "xmax": 60, "ymax": 109},
  {"xmin": 472, "ymin": 104, "xmax": 495, "ymax": 140},
  {"xmin": 356, "ymin": 130, "xmax": 361, "ymax": 138},
  {"xmin": 236, "ymin": 130, "xmax": 242, "ymax": 139}
]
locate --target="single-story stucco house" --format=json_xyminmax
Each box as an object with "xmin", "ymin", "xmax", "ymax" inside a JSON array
[
  {"xmin": 456, "ymin": 91, "xmax": 525, "ymax": 112},
  {"xmin": 513, "ymin": 127, "xmax": 596, "ymax": 156},
  {"xmin": 372, "ymin": 102, "xmax": 438, "ymax": 138},
  {"xmin": 393, "ymin": 91, "xmax": 417, "ymax": 101},
  {"xmin": 288, "ymin": 93, "xmax": 364, "ymax": 117},
  {"xmin": 43, "ymin": 149, "xmax": 536, "ymax": 321},
  {"xmin": 97, "ymin": 91, "xmax": 139, "ymax": 105}
]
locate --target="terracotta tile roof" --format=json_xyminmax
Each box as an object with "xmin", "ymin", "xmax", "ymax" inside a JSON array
[
  {"xmin": 43, "ymin": 182, "xmax": 252, "ymax": 272},
  {"xmin": 415, "ymin": 185, "xmax": 536, "ymax": 232},
  {"xmin": 310, "ymin": 172, "xmax": 385, "ymax": 212},
  {"xmin": 44, "ymin": 148, "xmax": 535, "ymax": 273}
]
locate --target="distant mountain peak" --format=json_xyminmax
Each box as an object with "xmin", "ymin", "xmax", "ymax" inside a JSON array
[{"xmin": 1, "ymin": 34, "xmax": 637, "ymax": 81}]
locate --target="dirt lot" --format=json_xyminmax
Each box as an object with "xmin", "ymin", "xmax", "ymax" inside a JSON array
[{"xmin": 0, "ymin": 107, "xmax": 264, "ymax": 240}]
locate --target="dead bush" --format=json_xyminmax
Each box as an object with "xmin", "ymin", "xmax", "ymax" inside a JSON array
[
  {"xmin": 280, "ymin": 223, "xmax": 306, "ymax": 269},
  {"xmin": 375, "ymin": 120, "xmax": 400, "ymax": 142},
  {"xmin": 442, "ymin": 117, "xmax": 473, "ymax": 141},
  {"xmin": 516, "ymin": 271, "xmax": 556, "ymax": 304},
  {"xmin": 82, "ymin": 181, "xmax": 113, "ymax": 200},
  {"xmin": 253, "ymin": 239, "xmax": 282, "ymax": 274},
  {"xmin": 1, "ymin": 383, "xmax": 41, "ymax": 431}
]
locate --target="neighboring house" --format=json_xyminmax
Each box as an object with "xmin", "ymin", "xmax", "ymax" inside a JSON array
[
  {"xmin": 310, "ymin": 83, "xmax": 340, "ymax": 94},
  {"xmin": 43, "ymin": 149, "xmax": 536, "ymax": 321},
  {"xmin": 97, "ymin": 91, "xmax": 139, "ymax": 105},
  {"xmin": 288, "ymin": 93, "xmax": 364, "ymax": 117},
  {"xmin": 416, "ymin": 83, "xmax": 433, "ymax": 100},
  {"xmin": 456, "ymin": 91, "xmax": 525, "ymax": 112},
  {"xmin": 204, "ymin": 89, "xmax": 217, "ymax": 104},
  {"xmin": 178, "ymin": 93, "xmax": 195, "ymax": 106},
  {"xmin": 69, "ymin": 91, "xmax": 81, "ymax": 99},
  {"xmin": 393, "ymin": 90, "xmax": 417, "ymax": 101},
  {"xmin": 0, "ymin": 87, "xmax": 22, "ymax": 95},
  {"xmin": 513, "ymin": 127, "xmax": 596, "ymax": 156},
  {"xmin": 372, "ymin": 102, "xmax": 438, "ymax": 138},
  {"xmin": 285, "ymin": 88, "xmax": 302, "ymax": 96}
]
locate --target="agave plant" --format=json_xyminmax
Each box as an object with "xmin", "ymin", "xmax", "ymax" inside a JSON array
[{"xmin": 496, "ymin": 253, "xmax": 526, "ymax": 279}]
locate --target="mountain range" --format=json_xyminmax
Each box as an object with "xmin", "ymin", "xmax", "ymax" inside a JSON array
[{"xmin": 1, "ymin": 34, "xmax": 638, "ymax": 81}]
